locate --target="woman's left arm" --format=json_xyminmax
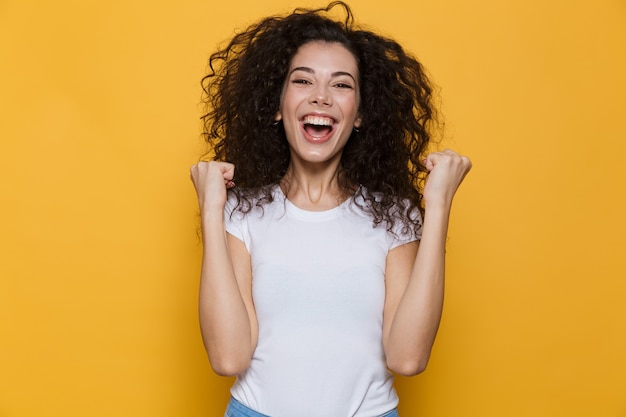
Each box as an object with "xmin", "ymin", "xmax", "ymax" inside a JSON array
[{"xmin": 382, "ymin": 149, "xmax": 471, "ymax": 376}]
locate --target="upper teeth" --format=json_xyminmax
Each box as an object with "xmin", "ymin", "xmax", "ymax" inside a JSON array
[{"xmin": 303, "ymin": 116, "xmax": 333, "ymax": 126}]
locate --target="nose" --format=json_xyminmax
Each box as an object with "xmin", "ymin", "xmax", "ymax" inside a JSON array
[{"xmin": 309, "ymin": 85, "xmax": 331, "ymax": 106}]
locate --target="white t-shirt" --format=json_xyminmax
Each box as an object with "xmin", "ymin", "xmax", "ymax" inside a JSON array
[{"xmin": 224, "ymin": 186, "xmax": 420, "ymax": 417}]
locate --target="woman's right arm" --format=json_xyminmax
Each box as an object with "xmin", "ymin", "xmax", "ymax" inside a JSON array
[{"xmin": 190, "ymin": 161, "xmax": 258, "ymax": 376}]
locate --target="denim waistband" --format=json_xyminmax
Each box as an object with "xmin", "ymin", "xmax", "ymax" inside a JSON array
[
  {"xmin": 225, "ymin": 397, "xmax": 270, "ymax": 417},
  {"xmin": 224, "ymin": 397, "xmax": 399, "ymax": 417}
]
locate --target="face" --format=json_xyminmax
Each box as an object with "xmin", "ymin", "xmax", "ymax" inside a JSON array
[{"xmin": 276, "ymin": 41, "xmax": 361, "ymax": 166}]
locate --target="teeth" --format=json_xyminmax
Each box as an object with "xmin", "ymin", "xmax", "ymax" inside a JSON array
[{"xmin": 303, "ymin": 116, "xmax": 333, "ymax": 126}]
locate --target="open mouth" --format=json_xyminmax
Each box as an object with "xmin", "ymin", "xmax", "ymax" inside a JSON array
[{"xmin": 302, "ymin": 115, "xmax": 335, "ymax": 139}]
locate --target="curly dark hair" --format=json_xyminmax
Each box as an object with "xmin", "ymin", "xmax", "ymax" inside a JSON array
[{"xmin": 201, "ymin": 1, "xmax": 439, "ymax": 235}]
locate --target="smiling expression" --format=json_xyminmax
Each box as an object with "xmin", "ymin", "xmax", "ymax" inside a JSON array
[{"xmin": 276, "ymin": 41, "xmax": 362, "ymax": 166}]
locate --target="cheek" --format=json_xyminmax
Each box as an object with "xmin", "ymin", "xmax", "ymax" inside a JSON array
[
  {"xmin": 280, "ymin": 85, "xmax": 305, "ymax": 107},
  {"xmin": 340, "ymin": 96, "xmax": 360, "ymax": 117}
]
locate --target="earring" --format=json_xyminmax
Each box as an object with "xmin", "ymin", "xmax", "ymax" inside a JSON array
[
  {"xmin": 353, "ymin": 126, "xmax": 360, "ymax": 133},
  {"xmin": 272, "ymin": 120, "xmax": 281, "ymax": 126}
]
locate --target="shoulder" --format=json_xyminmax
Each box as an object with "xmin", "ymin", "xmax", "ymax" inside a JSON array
[
  {"xmin": 224, "ymin": 186, "xmax": 281, "ymax": 243},
  {"xmin": 350, "ymin": 186, "xmax": 422, "ymax": 243},
  {"xmin": 226, "ymin": 184, "xmax": 283, "ymax": 218},
  {"xmin": 351, "ymin": 187, "xmax": 421, "ymax": 222}
]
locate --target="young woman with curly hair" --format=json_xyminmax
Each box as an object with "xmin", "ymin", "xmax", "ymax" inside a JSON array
[{"xmin": 190, "ymin": 2, "xmax": 471, "ymax": 416}]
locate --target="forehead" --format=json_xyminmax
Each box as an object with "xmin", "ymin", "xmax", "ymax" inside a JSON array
[{"xmin": 289, "ymin": 41, "xmax": 359, "ymax": 76}]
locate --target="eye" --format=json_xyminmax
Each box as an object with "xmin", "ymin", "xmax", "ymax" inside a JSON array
[
  {"xmin": 292, "ymin": 78, "xmax": 312, "ymax": 85},
  {"xmin": 334, "ymin": 82, "xmax": 354, "ymax": 89}
]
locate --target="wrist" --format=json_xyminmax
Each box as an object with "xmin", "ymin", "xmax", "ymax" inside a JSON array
[
  {"xmin": 201, "ymin": 209, "xmax": 225, "ymax": 229},
  {"xmin": 423, "ymin": 196, "xmax": 453, "ymax": 213}
]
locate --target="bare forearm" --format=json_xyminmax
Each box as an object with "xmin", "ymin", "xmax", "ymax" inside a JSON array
[
  {"xmin": 383, "ymin": 150, "xmax": 471, "ymax": 375},
  {"xmin": 189, "ymin": 161, "xmax": 256, "ymax": 375},
  {"xmin": 198, "ymin": 215, "xmax": 254, "ymax": 375},
  {"xmin": 385, "ymin": 204, "xmax": 450, "ymax": 375}
]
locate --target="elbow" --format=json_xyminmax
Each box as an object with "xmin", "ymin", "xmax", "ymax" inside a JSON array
[
  {"xmin": 201, "ymin": 333, "xmax": 255, "ymax": 376},
  {"xmin": 208, "ymin": 353, "xmax": 251, "ymax": 377},
  {"xmin": 386, "ymin": 353, "xmax": 430, "ymax": 376}
]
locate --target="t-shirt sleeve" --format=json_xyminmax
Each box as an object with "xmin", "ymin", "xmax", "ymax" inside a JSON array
[
  {"xmin": 223, "ymin": 194, "xmax": 250, "ymax": 249},
  {"xmin": 388, "ymin": 204, "xmax": 422, "ymax": 250}
]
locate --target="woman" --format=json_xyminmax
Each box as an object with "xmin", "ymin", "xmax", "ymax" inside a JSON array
[{"xmin": 190, "ymin": 2, "xmax": 471, "ymax": 416}]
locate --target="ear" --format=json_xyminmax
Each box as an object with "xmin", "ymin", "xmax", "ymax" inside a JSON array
[
  {"xmin": 354, "ymin": 115, "xmax": 362, "ymax": 129},
  {"xmin": 275, "ymin": 111, "xmax": 282, "ymax": 122}
]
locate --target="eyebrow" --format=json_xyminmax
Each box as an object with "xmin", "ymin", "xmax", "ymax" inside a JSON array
[{"xmin": 290, "ymin": 66, "xmax": 357, "ymax": 82}]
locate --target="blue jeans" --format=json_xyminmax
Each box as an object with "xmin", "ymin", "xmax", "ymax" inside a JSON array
[
  {"xmin": 224, "ymin": 397, "xmax": 270, "ymax": 417},
  {"xmin": 224, "ymin": 397, "xmax": 399, "ymax": 417}
]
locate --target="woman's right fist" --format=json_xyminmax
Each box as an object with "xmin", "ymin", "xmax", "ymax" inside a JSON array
[{"xmin": 190, "ymin": 161, "xmax": 235, "ymax": 212}]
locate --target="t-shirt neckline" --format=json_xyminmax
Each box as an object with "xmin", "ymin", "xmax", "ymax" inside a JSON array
[{"xmin": 273, "ymin": 184, "xmax": 353, "ymax": 222}]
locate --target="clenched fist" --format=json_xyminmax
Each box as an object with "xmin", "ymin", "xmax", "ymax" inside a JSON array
[
  {"xmin": 190, "ymin": 161, "xmax": 236, "ymax": 214},
  {"xmin": 422, "ymin": 150, "xmax": 472, "ymax": 207}
]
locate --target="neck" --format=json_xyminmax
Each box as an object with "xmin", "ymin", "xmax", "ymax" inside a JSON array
[{"xmin": 280, "ymin": 160, "xmax": 352, "ymax": 211}]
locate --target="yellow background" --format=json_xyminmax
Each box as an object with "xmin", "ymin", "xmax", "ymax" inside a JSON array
[{"xmin": 1, "ymin": 0, "xmax": 625, "ymax": 416}]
